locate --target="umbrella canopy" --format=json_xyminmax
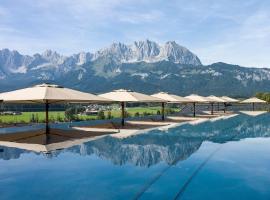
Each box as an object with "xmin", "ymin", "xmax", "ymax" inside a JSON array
[
  {"xmin": 184, "ymin": 94, "xmax": 210, "ymax": 103},
  {"xmin": 241, "ymin": 97, "xmax": 267, "ymax": 111},
  {"xmin": 99, "ymin": 89, "xmax": 164, "ymax": 102},
  {"xmin": 0, "ymin": 83, "xmax": 110, "ymax": 104},
  {"xmin": 151, "ymin": 92, "xmax": 190, "ymax": 121},
  {"xmin": 220, "ymin": 96, "xmax": 239, "ymax": 103},
  {"xmin": 151, "ymin": 92, "xmax": 191, "ymax": 103},
  {"xmin": 0, "ymin": 83, "xmax": 112, "ymax": 134},
  {"xmin": 241, "ymin": 97, "xmax": 267, "ymax": 103},
  {"xmin": 207, "ymin": 95, "xmax": 226, "ymax": 103},
  {"xmin": 99, "ymin": 89, "xmax": 164, "ymax": 125}
]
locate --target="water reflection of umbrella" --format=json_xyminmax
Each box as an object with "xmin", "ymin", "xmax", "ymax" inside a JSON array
[
  {"xmin": 0, "ymin": 83, "xmax": 111, "ymax": 133},
  {"xmin": 0, "ymin": 133, "xmax": 102, "ymax": 152},
  {"xmin": 241, "ymin": 97, "xmax": 267, "ymax": 111},
  {"xmin": 184, "ymin": 94, "xmax": 210, "ymax": 117},
  {"xmin": 99, "ymin": 89, "xmax": 164, "ymax": 126},
  {"xmin": 151, "ymin": 92, "xmax": 191, "ymax": 120}
]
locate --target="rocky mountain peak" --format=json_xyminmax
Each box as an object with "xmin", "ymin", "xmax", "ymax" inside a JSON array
[
  {"xmin": 132, "ymin": 39, "xmax": 160, "ymax": 60},
  {"xmin": 40, "ymin": 49, "xmax": 64, "ymax": 65},
  {"xmin": 92, "ymin": 40, "xmax": 201, "ymax": 64},
  {"xmin": 0, "ymin": 48, "xmax": 31, "ymax": 74},
  {"xmin": 75, "ymin": 52, "xmax": 93, "ymax": 65},
  {"xmin": 42, "ymin": 49, "xmax": 60, "ymax": 59},
  {"xmin": 0, "ymin": 40, "xmax": 202, "ymax": 77},
  {"xmin": 163, "ymin": 41, "xmax": 201, "ymax": 64}
]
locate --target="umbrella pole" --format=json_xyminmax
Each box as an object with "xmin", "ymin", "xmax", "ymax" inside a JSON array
[
  {"xmin": 45, "ymin": 101, "xmax": 49, "ymax": 134},
  {"xmin": 217, "ymin": 103, "xmax": 219, "ymax": 111},
  {"xmin": 161, "ymin": 102, "xmax": 165, "ymax": 121},
  {"xmin": 224, "ymin": 103, "xmax": 226, "ymax": 113},
  {"xmin": 193, "ymin": 102, "xmax": 196, "ymax": 117},
  {"xmin": 0, "ymin": 100, "xmax": 3, "ymax": 113},
  {"xmin": 252, "ymin": 103, "xmax": 255, "ymax": 111},
  {"xmin": 121, "ymin": 102, "xmax": 125, "ymax": 126},
  {"xmin": 211, "ymin": 103, "xmax": 214, "ymax": 115}
]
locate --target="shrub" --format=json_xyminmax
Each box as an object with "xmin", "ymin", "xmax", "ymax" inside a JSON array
[
  {"xmin": 56, "ymin": 113, "xmax": 63, "ymax": 122},
  {"xmin": 165, "ymin": 108, "xmax": 175, "ymax": 115},
  {"xmin": 156, "ymin": 110, "xmax": 161, "ymax": 115},
  {"xmin": 134, "ymin": 112, "xmax": 140, "ymax": 117},
  {"xmin": 97, "ymin": 111, "xmax": 105, "ymax": 120},
  {"xmin": 35, "ymin": 114, "xmax": 39, "ymax": 123},
  {"xmin": 65, "ymin": 107, "xmax": 76, "ymax": 121},
  {"xmin": 256, "ymin": 92, "xmax": 270, "ymax": 103},
  {"xmin": 107, "ymin": 111, "xmax": 113, "ymax": 119},
  {"xmin": 143, "ymin": 112, "xmax": 151, "ymax": 116},
  {"xmin": 30, "ymin": 113, "xmax": 35, "ymax": 123}
]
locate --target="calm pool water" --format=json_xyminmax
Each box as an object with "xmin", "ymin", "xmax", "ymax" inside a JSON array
[{"xmin": 0, "ymin": 113, "xmax": 270, "ymax": 200}]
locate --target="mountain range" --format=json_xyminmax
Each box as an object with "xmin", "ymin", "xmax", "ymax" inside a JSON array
[{"xmin": 0, "ymin": 39, "xmax": 269, "ymax": 97}]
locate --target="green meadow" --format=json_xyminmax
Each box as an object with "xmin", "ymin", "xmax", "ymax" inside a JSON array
[{"xmin": 0, "ymin": 106, "xmax": 179, "ymax": 124}]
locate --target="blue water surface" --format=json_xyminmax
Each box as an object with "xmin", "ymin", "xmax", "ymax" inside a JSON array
[{"xmin": 0, "ymin": 113, "xmax": 270, "ymax": 200}]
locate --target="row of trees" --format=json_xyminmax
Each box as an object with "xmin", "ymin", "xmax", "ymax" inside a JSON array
[
  {"xmin": 255, "ymin": 92, "xmax": 270, "ymax": 103},
  {"xmin": 1, "ymin": 105, "xmax": 177, "ymax": 124},
  {"xmin": 61, "ymin": 107, "xmax": 177, "ymax": 122}
]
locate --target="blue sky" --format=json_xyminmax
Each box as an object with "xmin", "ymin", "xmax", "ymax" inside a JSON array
[{"xmin": 0, "ymin": 0, "xmax": 270, "ymax": 68}]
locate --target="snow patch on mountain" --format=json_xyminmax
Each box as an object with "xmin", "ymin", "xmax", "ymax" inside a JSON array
[
  {"xmin": 115, "ymin": 68, "xmax": 122, "ymax": 73},
  {"xmin": 132, "ymin": 73, "xmax": 149, "ymax": 79},
  {"xmin": 78, "ymin": 72, "xmax": 83, "ymax": 80},
  {"xmin": 75, "ymin": 52, "xmax": 93, "ymax": 65},
  {"xmin": 0, "ymin": 71, "xmax": 6, "ymax": 79},
  {"xmin": 9, "ymin": 65, "xmax": 27, "ymax": 74},
  {"xmin": 160, "ymin": 73, "xmax": 170, "ymax": 79}
]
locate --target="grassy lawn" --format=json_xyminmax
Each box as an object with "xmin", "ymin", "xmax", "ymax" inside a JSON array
[
  {"xmin": 0, "ymin": 106, "xmax": 179, "ymax": 124},
  {"xmin": 0, "ymin": 111, "xmax": 66, "ymax": 124}
]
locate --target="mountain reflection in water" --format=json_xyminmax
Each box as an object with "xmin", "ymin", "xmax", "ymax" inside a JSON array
[{"xmin": 0, "ymin": 113, "xmax": 269, "ymax": 167}]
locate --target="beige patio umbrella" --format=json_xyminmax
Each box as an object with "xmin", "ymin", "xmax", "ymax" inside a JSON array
[
  {"xmin": 184, "ymin": 94, "xmax": 210, "ymax": 117},
  {"xmin": 99, "ymin": 89, "xmax": 164, "ymax": 126},
  {"xmin": 151, "ymin": 92, "xmax": 191, "ymax": 120},
  {"xmin": 241, "ymin": 97, "xmax": 267, "ymax": 111},
  {"xmin": 207, "ymin": 95, "xmax": 226, "ymax": 115},
  {"xmin": 0, "ymin": 83, "xmax": 111, "ymax": 133},
  {"xmin": 221, "ymin": 96, "xmax": 239, "ymax": 103},
  {"xmin": 220, "ymin": 96, "xmax": 239, "ymax": 113}
]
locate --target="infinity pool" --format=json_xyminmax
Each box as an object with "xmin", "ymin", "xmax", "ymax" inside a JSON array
[{"xmin": 0, "ymin": 113, "xmax": 270, "ymax": 200}]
